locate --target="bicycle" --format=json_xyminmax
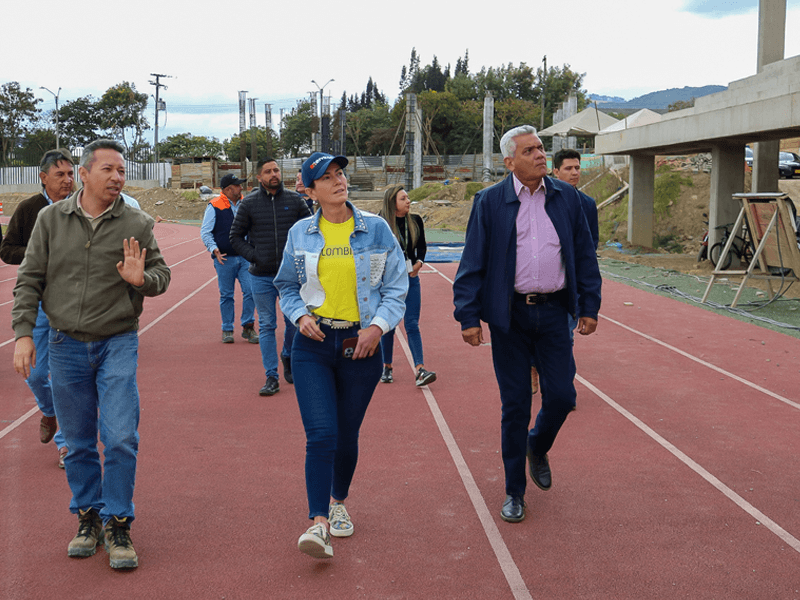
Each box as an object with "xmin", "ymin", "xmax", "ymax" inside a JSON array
[{"xmin": 709, "ymin": 221, "xmax": 755, "ymax": 270}]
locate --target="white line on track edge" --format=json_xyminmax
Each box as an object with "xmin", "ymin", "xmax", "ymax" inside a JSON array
[{"xmin": 576, "ymin": 373, "xmax": 800, "ymax": 554}]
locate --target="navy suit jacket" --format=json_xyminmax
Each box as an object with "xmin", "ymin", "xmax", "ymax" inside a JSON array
[
  {"xmin": 453, "ymin": 175, "xmax": 601, "ymax": 333},
  {"xmin": 578, "ymin": 190, "xmax": 599, "ymax": 250}
]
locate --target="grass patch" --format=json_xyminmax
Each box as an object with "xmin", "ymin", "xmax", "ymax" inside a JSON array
[
  {"xmin": 408, "ymin": 183, "xmax": 442, "ymax": 203},
  {"xmin": 654, "ymin": 168, "xmax": 692, "ymax": 220},
  {"xmin": 464, "ymin": 182, "xmax": 484, "ymax": 201},
  {"xmin": 181, "ymin": 190, "xmax": 200, "ymax": 201},
  {"xmin": 598, "ymin": 200, "xmax": 627, "ymax": 244}
]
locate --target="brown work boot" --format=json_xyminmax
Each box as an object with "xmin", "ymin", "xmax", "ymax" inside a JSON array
[
  {"xmin": 40, "ymin": 415, "xmax": 57, "ymax": 444},
  {"xmin": 67, "ymin": 508, "xmax": 104, "ymax": 557},
  {"xmin": 104, "ymin": 517, "xmax": 138, "ymax": 569}
]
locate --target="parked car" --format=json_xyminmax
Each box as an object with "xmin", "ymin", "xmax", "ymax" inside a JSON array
[
  {"xmin": 745, "ymin": 146, "xmax": 753, "ymax": 168},
  {"xmin": 779, "ymin": 151, "xmax": 800, "ymax": 179}
]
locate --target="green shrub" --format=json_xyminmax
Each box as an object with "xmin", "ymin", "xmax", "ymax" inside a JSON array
[
  {"xmin": 408, "ymin": 183, "xmax": 441, "ymax": 202},
  {"xmin": 464, "ymin": 182, "xmax": 484, "ymax": 201}
]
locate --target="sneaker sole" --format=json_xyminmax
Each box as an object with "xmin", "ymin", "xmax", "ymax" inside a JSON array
[
  {"xmin": 67, "ymin": 545, "xmax": 99, "ymax": 558},
  {"xmin": 298, "ymin": 535, "xmax": 333, "ymax": 558},
  {"xmin": 329, "ymin": 526, "xmax": 354, "ymax": 538},
  {"xmin": 416, "ymin": 373, "xmax": 437, "ymax": 387}
]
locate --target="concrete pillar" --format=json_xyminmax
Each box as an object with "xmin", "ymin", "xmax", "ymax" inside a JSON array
[
  {"xmin": 708, "ymin": 145, "xmax": 746, "ymax": 248},
  {"xmin": 752, "ymin": 0, "xmax": 786, "ymax": 193},
  {"xmin": 628, "ymin": 154, "xmax": 654, "ymax": 248},
  {"xmin": 414, "ymin": 108, "xmax": 423, "ymax": 190},
  {"xmin": 405, "ymin": 93, "xmax": 416, "ymax": 191},
  {"xmin": 482, "ymin": 92, "xmax": 494, "ymax": 182}
]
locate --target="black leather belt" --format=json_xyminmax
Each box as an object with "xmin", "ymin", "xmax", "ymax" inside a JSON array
[{"xmin": 514, "ymin": 289, "xmax": 567, "ymax": 305}]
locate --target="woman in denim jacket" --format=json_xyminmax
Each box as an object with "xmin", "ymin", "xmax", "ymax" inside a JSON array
[{"xmin": 275, "ymin": 152, "xmax": 407, "ymax": 559}]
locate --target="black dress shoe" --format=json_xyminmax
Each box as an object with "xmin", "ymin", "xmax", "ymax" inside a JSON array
[
  {"xmin": 281, "ymin": 355, "xmax": 293, "ymax": 384},
  {"xmin": 527, "ymin": 450, "xmax": 552, "ymax": 491},
  {"xmin": 500, "ymin": 495, "xmax": 525, "ymax": 522},
  {"xmin": 259, "ymin": 376, "xmax": 280, "ymax": 396}
]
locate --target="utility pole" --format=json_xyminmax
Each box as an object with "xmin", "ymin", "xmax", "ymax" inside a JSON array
[
  {"xmin": 149, "ymin": 74, "xmax": 172, "ymax": 164},
  {"xmin": 40, "ymin": 86, "xmax": 61, "ymax": 149},
  {"xmin": 264, "ymin": 103, "xmax": 272, "ymax": 157},
  {"xmin": 249, "ymin": 98, "xmax": 258, "ymax": 186},
  {"xmin": 540, "ymin": 56, "xmax": 546, "ymax": 131},
  {"xmin": 238, "ymin": 91, "xmax": 247, "ymax": 180}
]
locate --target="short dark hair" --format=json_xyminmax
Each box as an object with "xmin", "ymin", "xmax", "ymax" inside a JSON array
[
  {"xmin": 256, "ymin": 157, "xmax": 278, "ymax": 173},
  {"xmin": 39, "ymin": 148, "xmax": 74, "ymax": 175},
  {"xmin": 553, "ymin": 148, "xmax": 581, "ymax": 171},
  {"xmin": 80, "ymin": 139, "xmax": 125, "ymax": 171}
]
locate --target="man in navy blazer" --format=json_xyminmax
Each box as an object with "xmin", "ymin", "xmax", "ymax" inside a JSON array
[{"xmin": 453, "ymin": 125, "xmax": 601, "ymax": 523}]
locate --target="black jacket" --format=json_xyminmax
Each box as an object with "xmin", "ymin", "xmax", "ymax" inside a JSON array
[{"xmin": 229, "ymin": 182, "xmax": 312, "ymax": 276}]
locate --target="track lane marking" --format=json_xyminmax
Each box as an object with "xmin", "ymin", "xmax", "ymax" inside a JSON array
[
  {"xmin": 577, "ymin": 373, "xmax": 800, "ymax": 554},
  {"xmin": 599, "ymin": 314, "xmax": 800, "ymax": 411},
  {"xmin": 395, "ymin": 329, "xmax": 533, "ymax": 600},
  {"xmin": 0, "ymin": 276, "xmax": 217, "ymax": 439}
]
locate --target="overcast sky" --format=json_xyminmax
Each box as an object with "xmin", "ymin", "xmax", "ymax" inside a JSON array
[{"xmin": 5, "ymin": 0, "xmax": 799, "ymax": 144}]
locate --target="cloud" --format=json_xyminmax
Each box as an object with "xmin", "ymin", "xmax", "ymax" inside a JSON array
[{"xmin": 682, "ymin": 0, "xmax": 799, "ymax": 16}]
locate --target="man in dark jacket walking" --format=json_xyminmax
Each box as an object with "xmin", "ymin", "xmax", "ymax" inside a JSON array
[
  {"xmin": 453, "ymin": 126, "xmax": 601, "ymax": 524},
  {"xmin": 230, "ymin": 158, "xmax": 312, "ymax": 396}
]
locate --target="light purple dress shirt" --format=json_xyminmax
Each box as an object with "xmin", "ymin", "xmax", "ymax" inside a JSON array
[{"xmin": 513, "ymin": 174, "xmax": 566, "ymax": 294}]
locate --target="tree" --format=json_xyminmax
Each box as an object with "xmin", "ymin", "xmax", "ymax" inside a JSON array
[
  {"xmin": 97, "ymin": 82, "xmax": 150, "ymax": 151},
  {"xmin": 668, "ymin": 98, "xmax": 695, "ymax": 112},
  {"xmin": 280, "ymin": 101, "xmax": 317, "ymax": 157},
  {"xmin": 223, "ymin": 127, "xmax": 279, "ymax": 162},
  {"xmin": 0, "ymin": 82, "xmax": 42, "ymax": 166},
  {"xmin": 158, "ymin": 133, "xmax": 224, "ymax": 158},
  {"xmin": 58, "ymin": 95, "xmax": 104, "ymax": 148}
]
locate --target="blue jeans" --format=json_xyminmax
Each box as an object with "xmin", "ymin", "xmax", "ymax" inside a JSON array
[
  {"xmin": 292, "ymin": 323, "xmax": 382, "ymax": 518},
  {"xmin": 28, "ymin": 305, "xmax": 66, "ymax": 449},
  {"xmin": 489, "ymin": 295, "xmax": 576, "ymax": 498},
  {"xmin": 380, "ymin": 274, "xmax": 423, "ymax": 366},
  {"xmin": 567, "ymin": 313, "xmax": 578, "ymax": 343},
  {"xmin": 251, "ymin": 274, "xmax": 296, "ymax": 378},
  {"xmin": 48, "ymin": 329, "xmax": 140, "ymax": 522},
  {"xmin": 213, "ymin": 255, "xmax": 255, "ymax": 331}
]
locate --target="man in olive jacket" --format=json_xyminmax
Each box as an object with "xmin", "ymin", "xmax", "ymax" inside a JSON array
[
  {"xmin": 229, "ymin": 157, "xmax": 311, "ymax": 396},
  {"xmin": 2, "ymin": 149, "xmax": 75, "ymax": 462},
  {"xmin": 12, "ymin": 139, "xmax": 170, "ymax": 570}
]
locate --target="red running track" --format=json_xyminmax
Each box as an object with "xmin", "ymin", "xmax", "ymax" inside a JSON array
[{"xmin": 1, "ymin": 222, "xmax": 799, "ymax": 599}]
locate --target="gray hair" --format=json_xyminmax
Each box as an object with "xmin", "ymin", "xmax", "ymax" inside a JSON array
[
  {"xmin": 80, "ymin": 139, "xmax": 125, "ymax": 171},
  {"xmin": 39, "ymin": 148, "xmax": 74, "ymax": 175},
  {"xmin": 500, "ymin": 125, "xmax": 539, "ymax": 159}
]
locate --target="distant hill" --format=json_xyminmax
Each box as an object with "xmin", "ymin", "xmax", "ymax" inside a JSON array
[{"xmin": 589, "ymin": 86, "xmax": 727, "ymax": 110}]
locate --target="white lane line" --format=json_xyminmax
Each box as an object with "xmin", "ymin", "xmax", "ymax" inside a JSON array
[
  {"xmin": 396, "ymin": 329, "xmax": 533, "ymax": 600},
  {"xmin": 0, "ymin": 407, "xmax": 39, "ymax": 441},
  {"xmin": 0, "ymin": 254, "xmax": 210, "ymax": 349},
  {"xmin": 577, "ymin": 373, "xmax": 800, "ymax": 554},
  {"xmin": 419, "ymin": 263, "xmax": 800, "ymax": 559},
  {"xmin": 600, "ymin": 314, "xmax": 800, "ymax": 411},
  {"xmin": 138, "ymin": 277, "xmax": 216, "ymax": 335},
  {"xmin": 0, "ymin": 276, "xmax": 217, "ymax": 440}
]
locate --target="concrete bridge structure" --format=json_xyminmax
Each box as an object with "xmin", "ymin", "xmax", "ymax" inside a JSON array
[{"xmin": 595, "ymin": 0, "xmax": 799, "ymax": 249}]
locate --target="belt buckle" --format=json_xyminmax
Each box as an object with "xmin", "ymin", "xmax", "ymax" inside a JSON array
[{"xmin": 525, "ymin": 293, "xmax": 544, "ymax": 305}]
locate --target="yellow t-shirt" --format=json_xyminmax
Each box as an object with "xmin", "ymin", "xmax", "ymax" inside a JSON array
[{"xmin": 316, "ymin": 216, "xmax": 360, "ymax": 322}]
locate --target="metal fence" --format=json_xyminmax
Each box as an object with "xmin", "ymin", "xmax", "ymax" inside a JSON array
[{"xmin": 0, "ymin": 160, "xmax": 171, "ymax": 187}]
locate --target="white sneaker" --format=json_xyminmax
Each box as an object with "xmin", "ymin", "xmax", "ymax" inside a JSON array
[
  {"xmin": 328, "ymin": 502, "xmax": 354, "ymax": 538},
  {"xmin": 298, "ymin": 523, "xmax": 333, "ymax": 558}
]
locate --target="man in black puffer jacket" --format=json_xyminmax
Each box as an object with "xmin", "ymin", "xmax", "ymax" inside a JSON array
[{"xmin": 230, "ymin": 158, "xmax": 312, "ymax": 396}]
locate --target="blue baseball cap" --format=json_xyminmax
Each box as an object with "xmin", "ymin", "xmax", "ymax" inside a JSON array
[{"xmin": 302, "ymin": 152, "xmax": 348, "ymax": 188}]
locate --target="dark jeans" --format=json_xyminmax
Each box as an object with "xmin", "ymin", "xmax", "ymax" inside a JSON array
[
  {"xmin": 380, "ymin": 274, "xmax": 423, "ymax": 366},
  {"xmin": 489, "ymin": 294, "xmax": 576, "ymax": 498},
  {"xmin": 292, "ymin": 323, "xmax": 383, "ymax": 518}
]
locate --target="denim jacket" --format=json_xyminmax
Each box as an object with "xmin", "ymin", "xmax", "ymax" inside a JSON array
[{"xmin": 275, "ymin": 201, "xmax": 408, "ymax": 333}]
